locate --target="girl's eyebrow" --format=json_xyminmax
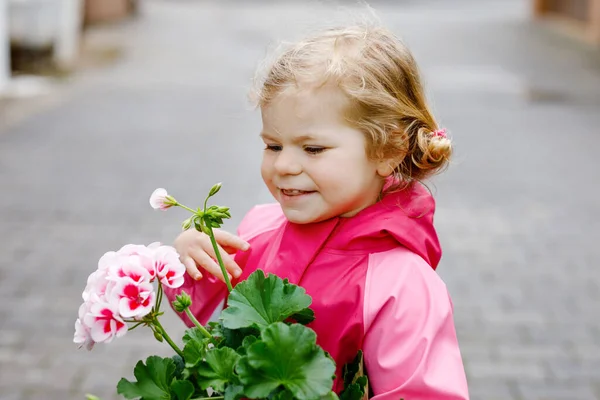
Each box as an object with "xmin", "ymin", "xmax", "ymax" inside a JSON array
[
  {"xmin": 259, "ymin": 132, "xmax": 276, "ymax": 140},
  {"xmin": 260, "ymin": 132, "xmax": 320, "ymax": 143},
  {"xmin": 293, "ymin": 134, "xmax": 319, "ymax": 143}
]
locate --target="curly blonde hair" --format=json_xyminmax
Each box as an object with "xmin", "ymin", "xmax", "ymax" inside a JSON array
[{"xmin": 252, "ymin": 23, "xmax": 451, "ymax": 189}]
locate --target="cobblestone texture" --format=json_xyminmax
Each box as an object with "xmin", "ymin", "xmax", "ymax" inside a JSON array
[{"xmin": 1, "ymin": 0, "xmax": 599, "ymax": 399}]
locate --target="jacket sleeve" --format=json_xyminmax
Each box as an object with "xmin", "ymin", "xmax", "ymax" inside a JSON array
[{"xmin": 363, "ymin": 249, "xmax": 469, "ymax": 400}]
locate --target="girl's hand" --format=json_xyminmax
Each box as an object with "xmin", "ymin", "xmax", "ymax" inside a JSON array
[{"xmin": 174, "ymin": 228, "xmax": 250, "ymax": 283}]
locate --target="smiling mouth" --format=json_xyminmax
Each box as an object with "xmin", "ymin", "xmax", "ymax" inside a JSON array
[{"xmin": 280, "ymin": 189, "xmax": 315, "ymax": 196}]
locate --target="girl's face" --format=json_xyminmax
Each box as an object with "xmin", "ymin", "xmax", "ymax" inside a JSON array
[{"xmin": 260, "ymin": 86, "xmax": 390, "ymax": 224}]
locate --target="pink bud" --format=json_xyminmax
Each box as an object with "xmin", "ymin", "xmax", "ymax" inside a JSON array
[{"xmin": 149, "ymin": 188, "xmax": 177, "ymax": 210}]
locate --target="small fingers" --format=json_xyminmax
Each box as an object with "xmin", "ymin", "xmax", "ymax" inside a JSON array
[
  {"xmin": 182, "ymin": 256, "xmax": 202, "ymax": 281},
  {"xmin": 207, "ymin": 243, "xmax": 243, "ymax": 279},
  {"xmin": 190, "ymin": 247, "xmax": 233, "ymax": 284},
  {"xmin": 213, "ymin": 229, "xmax": 250, "ymax": 252}
]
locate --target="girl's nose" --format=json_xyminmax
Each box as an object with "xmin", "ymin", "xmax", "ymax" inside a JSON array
[{"xmin": 273, "ymin": 149, "xmax": 302, "ymax": 175}]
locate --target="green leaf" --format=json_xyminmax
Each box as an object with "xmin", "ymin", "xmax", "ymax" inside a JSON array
[
  {"xmin": 286, "ymin": 308, "xmax": 315, "ymax": 325},
  {"xmin": 182, "ymin": 327, "xmax": 209, "ymax": 368},
  {"xmin": 236, "ymin": 335, "xmax": 258, "ymax": 356},
  {"xmin": 219, "ymin": 326, "xmax": 260, "ymax": 350},
  {"xmin": 320, "ymin": 392, "xmax": 340, "ymax": 400},
  {"xmin": 172, "ymin": 355, "xmax": 185, "ymax": 380},
  {"xmin": 206, "ymin": 321, "xmax": 225, "ymax": 347},
  {"xmin": 339, "ymin": 377, "xmax": 368, "ymax": 400},
  {"xmin": 117, "ymin": 356, "xmax": 175, "ymax": 399},
  {"xmin": 236, "ymin": 322, "xmax": 336, "ymax": 400},
  {"xmin": 339, "ymin": 351, "xmax": 368, "ymax": 400},
  {"xmin": 270, "ymin": 389, "xmax": 295, "ymax": 400},
  {"xmin": 196, "ymin": 347, "xmax": 241, "ymax": 392},
  {"xmin": 342, "ymin": 350, "xmax": 362, "ymax": 388},
  {"xmin": 207, "ymin": 321, "xmax": 224, "ymax": 337},
  {"xmin": 221, "ymin": 270, "xmax": 312, "ymax": 329},
  {"xmin": 171, "ymin": 380, "xmax": 195, "ymax": 400},
  {"xmin": 224, "ymin": 384, "xmax": 245, "ymax": 400}
]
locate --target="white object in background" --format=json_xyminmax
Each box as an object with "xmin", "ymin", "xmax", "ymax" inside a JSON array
[
  {"xmin": 4, "ymin": 74, "xmax": 55, "ymax": 98},
  {"xmin": 8, "ymin": 0, "xmax": 58, "ymax": 48},
  {"xmin": 54, "ymin": 0, "xmax": 83, "ymax": 69},
  {"xmin": 0, "ymin": 0, "xmax": 10, "ymax": 94}
]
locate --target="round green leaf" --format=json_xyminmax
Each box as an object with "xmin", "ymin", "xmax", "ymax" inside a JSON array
[
  {"xmin": 221, "ymin": 270, "xmax": 312, "ymax": 329},
  {"xmin": 117, "ymin": 356, "xmax": 175, "ymax": 400},
  {"xmin": 236, "ymin": 322, "xmax": 336, "ymax": 400},
  {"xmin": 182, "ymin": 327, "xmax": 209, "ymax": 368},
  {"xmin": 196, "ymin": 347, "xmax": 241, "ymax": 392},
  {"xmin": 170, "ymin": 380, "xmax": 195, "ymax": 400}
]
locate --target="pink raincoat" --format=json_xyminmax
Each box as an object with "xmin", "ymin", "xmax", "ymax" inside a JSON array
[{"xmin": 165, "ymin": 183, "xmax": 469, "ymax": 399}]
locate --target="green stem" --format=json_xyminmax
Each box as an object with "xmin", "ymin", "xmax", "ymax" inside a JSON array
[
  {"xmin": 127, "ymin": 322, "xmax": 145, "ymax": 331},
  {"xmin": 192, "ymin": 397, "xmax": 224, "ymax": 400},
  {"xmin": 203, "ymin": 195, "xmax": 210, "ymax": 214},
  {"xmin": 184, "ymin": 308, "xmax": 212, "ymax": 338},
  {"xmin": 153, "ymin": 319, "xmax": 184, "ymax": 358},
  {"xmin": 177, "ymin": 203, "xmax": 197, "ymax": 214},
  {"xmin": 207, "ymin": 226, "xmax": 233, "ymax": 292},
  {"xmin": 155, "ymin": 281, "xmax": 164, "ymax": 311}
]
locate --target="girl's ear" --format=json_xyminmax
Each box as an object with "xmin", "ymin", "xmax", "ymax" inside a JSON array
[{"xmin": 376, "ymin": 159, "xmax": 396, "ymax": 178}]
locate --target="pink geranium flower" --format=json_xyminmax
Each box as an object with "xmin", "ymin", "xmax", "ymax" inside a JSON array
[
  {"xmin": 116, "ymin": 244, "xmax": 157, "ymax": 281},
  {"xmin": 106, "ymin": 255, "xmax": 152, "ymax": 285},
  {"xmin": 111, "ymin": 279, "xmax": 155, "ymax": 318},
  {"xmin": 82, "ymin": 269, "xmax": 110, "ymax": 302},
  {"xmin": 97, "ymin": 251, "xmax": 119, "ymax": 272},
  {"xmin": 83, "ymin": 298, "xmax": 127, "ymax": 343},
  {"xmin": 153, "ymin": 245, "xmax": 186, "ymax": 288},
  {"xmin": 74, "ymin": 302, "xmax": 95, "ymax": 350},
  {"xmin": 75, "ymin": 241, "xmax": 186, "ymax": 350}
]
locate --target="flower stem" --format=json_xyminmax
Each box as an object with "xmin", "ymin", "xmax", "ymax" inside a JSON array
[
  {"xmin": 153, "ymin": 319, "xmax": 184, "ymax": 358},
  {"xmin": 203, "ymin": 196, "xmax": 210, "ymax": 214},
  {"xmin": 207, "ymin": 226, "xmax": 233, "ymax": 292},
  {"xmin": 155, "ymin": 281, "xmax": 164, "ymax": 311},
  {"xmin": 184, "ymin": 308, "xmax": 212, "ymax": 338},
  {"xmin": 127, "ymin": 322, "xmax": 145, "ymax": 331},
  {"xmin": 177, "ymin": 203, "xmax": 197, "ymax": 214},
  {"xmin": 192, "ymin": 397, "xmax": 224, "ymax": 400}
]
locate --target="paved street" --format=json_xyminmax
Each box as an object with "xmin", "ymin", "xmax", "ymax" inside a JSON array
[{"xmin": 0, "ymin": 0, "xmax": 599, "ymax": 399}]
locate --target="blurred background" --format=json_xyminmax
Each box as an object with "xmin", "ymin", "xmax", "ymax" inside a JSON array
[{"xmin": 0, "ymin": 0, "xmax": 599, "ymax": 399}]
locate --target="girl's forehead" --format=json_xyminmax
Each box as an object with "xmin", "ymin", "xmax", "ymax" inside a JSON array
[
  {"xmin": 262, "ymin": 85, "xmax": 350, "ymax": 121},
  {"xmin": 260, "ymin": 88, "xmax": 363, "ymax": 144}
]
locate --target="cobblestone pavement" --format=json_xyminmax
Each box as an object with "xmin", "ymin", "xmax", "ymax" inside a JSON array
[{"xmin": 1, "ymin": 1, "xmax": 599, "ymax": 399}]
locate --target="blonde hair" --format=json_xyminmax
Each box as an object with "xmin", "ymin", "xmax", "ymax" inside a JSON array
[{"xmin": 252, "ymin": 23, "xmax": 451, "ymax": 189}]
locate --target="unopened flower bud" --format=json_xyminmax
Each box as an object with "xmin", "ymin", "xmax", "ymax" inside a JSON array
[
  {"xmin": 153, "ymin": 330, "xmax": 164, "ymax": 342},
  {"xmin": 172, "ymin": 292, "xmax": 192, "ymax": 312},
  {"xmin": 208, "ymin": 182, "xmax": 222, "ymax": 197},
  {"xmin": 181, "ymin": 217, "xmax": 193, "ymax": 230}
]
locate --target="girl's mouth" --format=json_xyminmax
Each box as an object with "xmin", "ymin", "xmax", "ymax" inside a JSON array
[{"xmin": 281, "ymin": 189, "xmax": 314, "ymax": 196}]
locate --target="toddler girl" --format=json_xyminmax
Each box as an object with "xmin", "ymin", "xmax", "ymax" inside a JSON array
[{"xmin": 165, "ymin": 23, "xmax": 469, "ymax": 399}]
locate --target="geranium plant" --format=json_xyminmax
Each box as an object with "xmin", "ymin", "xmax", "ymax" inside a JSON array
[{"xmin": 75, "ymin": 183, "xmax": 369, "ymax": 400}]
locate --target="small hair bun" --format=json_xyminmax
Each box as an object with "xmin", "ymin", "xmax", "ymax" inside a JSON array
[{"xmin": 412, "ymin": 127, "xmax": 452, "ymax": 176}]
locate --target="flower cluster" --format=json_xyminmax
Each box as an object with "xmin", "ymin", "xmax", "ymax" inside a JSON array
[{"xmin": 74, "ymin": 243, "xmax": 186, "ymax": 350}]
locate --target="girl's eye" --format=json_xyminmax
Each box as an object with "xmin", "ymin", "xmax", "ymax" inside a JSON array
[
  {"xmin": 265, "ymin": 144, "xmax": 282, "ymax": 152},
  {"xmin": 304, "ymin": 146, "xmax": 326, "ymax": 155}
]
